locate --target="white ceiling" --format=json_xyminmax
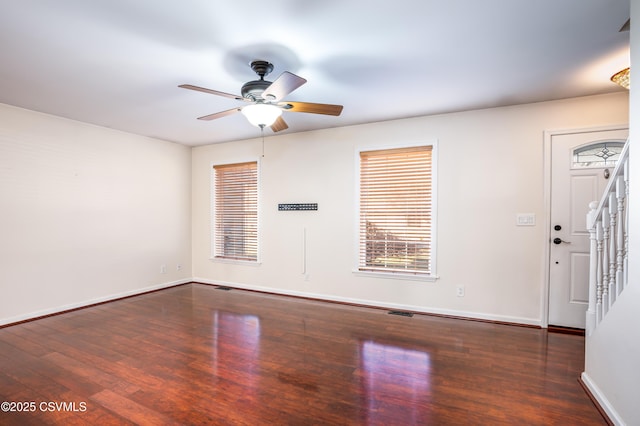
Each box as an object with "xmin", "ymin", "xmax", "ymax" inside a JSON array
[{"xmin": 0, "ymin": 0, "xmax": 630, "ymax": 146}]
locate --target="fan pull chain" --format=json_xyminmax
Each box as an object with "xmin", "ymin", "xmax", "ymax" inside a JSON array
[{"xmin": 259, "ymin": 124, "xmax": 265, "ymax": 157}]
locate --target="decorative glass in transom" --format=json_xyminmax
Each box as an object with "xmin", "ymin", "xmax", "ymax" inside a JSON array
[{"xmin": 572, "ymin": 141, "xmax": 625, "ymax": 168}]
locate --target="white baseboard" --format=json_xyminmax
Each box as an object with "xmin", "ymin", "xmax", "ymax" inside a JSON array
[
  {"xmin": 193, "ymin": 277, "xmax": 541, "ymax": 327},
  {"xmin": 581, "ymin": 372, "xmax": 624, "ymax": 425},
  {"xmin": 2, "ymin": 277, "xmax": 542, "ymax": 329},
  {"xmin": 0, "ymin": 278, "xmax": 191, "ymax": 327}
]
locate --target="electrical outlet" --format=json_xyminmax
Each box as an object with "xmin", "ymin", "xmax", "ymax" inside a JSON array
[
  {"xmin": 176, "ymin": 264, "xmax": 182, "ymax": 271},
  {"xmin": 160, "ymin": 264, "xmax": 166, "ymax": 274},
  {"xmin": 456, "ymin": 286, "xmax": 465, "ymax": 297}
]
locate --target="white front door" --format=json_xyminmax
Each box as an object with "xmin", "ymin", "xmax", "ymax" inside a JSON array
[{"xmin": 548, "ymin": 128, "xmax": 628, "ymax": 328}]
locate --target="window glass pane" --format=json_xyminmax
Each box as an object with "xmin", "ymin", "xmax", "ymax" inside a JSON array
[{"xmin": 572, "ymin": 141, "xmax": 625, "ymax": 168}]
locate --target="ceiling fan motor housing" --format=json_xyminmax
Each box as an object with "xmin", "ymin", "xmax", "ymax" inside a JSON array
[
  {"xmin": 241, "ymin": 60, "xmax": 275, "ymax": 100},
  {"xmin": 241, "ymin": 79, "xmax": 272, "ymax": 100}
]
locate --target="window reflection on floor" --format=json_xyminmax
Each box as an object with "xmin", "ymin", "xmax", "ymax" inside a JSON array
[
  {"xmin": 211, "ymin": 311, "xmax": 261, "ymax": 379},
  {"xmin": 360, "ymin": 340, "xmax": 432, "ymax": 424}
]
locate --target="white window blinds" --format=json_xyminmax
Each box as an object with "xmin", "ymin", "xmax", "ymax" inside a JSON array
[
  {"xmin": 359, "ymin": 146, "xmax": 432, "ymax": 275},
  {"xmin": 213, "ymin": 161, "xmax": 258, "ymax": 261}
]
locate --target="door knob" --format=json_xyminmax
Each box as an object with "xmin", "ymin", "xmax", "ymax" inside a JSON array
[{"xmin": 553, "ymin": 237, "xmax": 571, "ymax": 245}]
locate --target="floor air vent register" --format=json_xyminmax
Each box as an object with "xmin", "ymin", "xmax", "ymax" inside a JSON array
[{"xmin": 388, "ymin": 310, "xmax": 414, "ymax": 317}]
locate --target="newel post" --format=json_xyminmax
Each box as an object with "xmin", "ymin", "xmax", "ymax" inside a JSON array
[{"xmin": 586, "ymin": 201, "xmax": 599, "ymax": 335}]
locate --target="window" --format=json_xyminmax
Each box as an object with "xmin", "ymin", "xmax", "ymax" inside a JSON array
[
  {"xmin": 572, "ymin": 141, "xmax": 625, "ymax": 168},
  {"xmin": 358, "ymin": 145, "xmax": 434, "ymax": 276},
  {"xmin": 213, "ymin": 161, "xmax": 258, "ymax": 261}
]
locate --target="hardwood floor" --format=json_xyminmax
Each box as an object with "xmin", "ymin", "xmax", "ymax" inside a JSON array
[{"xmin": 0, "ymin": 283, "xmax": 606, "ymax": 425}]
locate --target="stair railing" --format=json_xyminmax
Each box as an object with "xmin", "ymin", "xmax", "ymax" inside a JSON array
[{"xmin": 586, "ymin": 140, "xmax": 629, "ymax": 336}]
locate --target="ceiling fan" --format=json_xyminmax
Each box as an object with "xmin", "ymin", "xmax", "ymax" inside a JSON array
[{"xmin": 180, "ymin": 60, "xmax": 343, "ymax": 132}]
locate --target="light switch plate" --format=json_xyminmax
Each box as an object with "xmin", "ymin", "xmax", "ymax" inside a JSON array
[{"xmin": 516, "ymin": 213, "xmax": 536, "ymax": 226}]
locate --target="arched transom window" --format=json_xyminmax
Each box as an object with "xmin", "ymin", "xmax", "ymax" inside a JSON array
[{"xmin": 572, "ymin": 141, "xmax": 625, "ymax": 168}]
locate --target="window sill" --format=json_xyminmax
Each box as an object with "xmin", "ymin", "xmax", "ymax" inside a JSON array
[
  {"xmin": 352, "ymin": 270, "xmax": 438, "ymax": 282},
  {"xmin": 209, "ymin": 257, "xmax": 262, "ymax": 267}
]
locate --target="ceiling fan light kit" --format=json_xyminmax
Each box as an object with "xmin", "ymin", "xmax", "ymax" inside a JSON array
[
  {"xmin": 241, "ymin": 103, "xmax": 283, "ymax": 127},
  {"xmin": 180, "ymin": 60, "xmax": 343, "ymax": 132}
]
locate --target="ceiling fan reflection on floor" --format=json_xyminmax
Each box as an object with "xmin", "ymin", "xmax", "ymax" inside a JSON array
[{"xmin": 180, "ymin": 60, "xmax": 343, "ymax": 132}]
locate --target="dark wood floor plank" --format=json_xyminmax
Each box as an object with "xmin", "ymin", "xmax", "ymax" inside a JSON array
[
  {"xmin": 90, "ymin": 389, "xmax": 174, "ymax": 425},
  {"xmin": 0, "ymin": 284, "xmax": 606, "ymax": 424}
]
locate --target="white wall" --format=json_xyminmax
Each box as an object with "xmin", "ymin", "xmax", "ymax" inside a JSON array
[
  {"xmin": 583, "ymin": 2, "xmax": 640, "ymax": 424},
  {"xmin": 192, "ymin": 92, "xmax": 628, "ymax": 325},
  {"xmin": 0, "ymin": 103, "xmax": 192, "ymax": 325}
]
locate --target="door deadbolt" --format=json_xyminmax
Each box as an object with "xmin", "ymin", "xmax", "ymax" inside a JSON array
[{"xmin": 554, "ymin": 225, "xmax": 562, "ymax": 231}]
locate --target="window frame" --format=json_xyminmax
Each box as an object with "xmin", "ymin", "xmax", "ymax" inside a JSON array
[
  {"xmin": 354, "ymin": 141, "xmax": 438, "ymax": 281},
  {"xmin": 210, "ymin": 158, "xmax": 261, "ymax": 264}
]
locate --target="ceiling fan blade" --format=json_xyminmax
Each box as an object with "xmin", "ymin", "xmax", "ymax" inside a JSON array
[
  {"xmin": 179, "ymin": 84, "xmax": 245, "ymax": 101},
  {"xmin": 270, "ymin": 116, "xmax": 289, "ymax": 133},
  {"xmin": 197, "ymin": 107, "xmax": 241, "ymax": 121},
  {"xmin": 262, "ymin": 71, "xmax": 307, "ymax": 101},
  {"xmin": 281, "ymin": 101, "xmax": 343, "ymax": 116}
]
